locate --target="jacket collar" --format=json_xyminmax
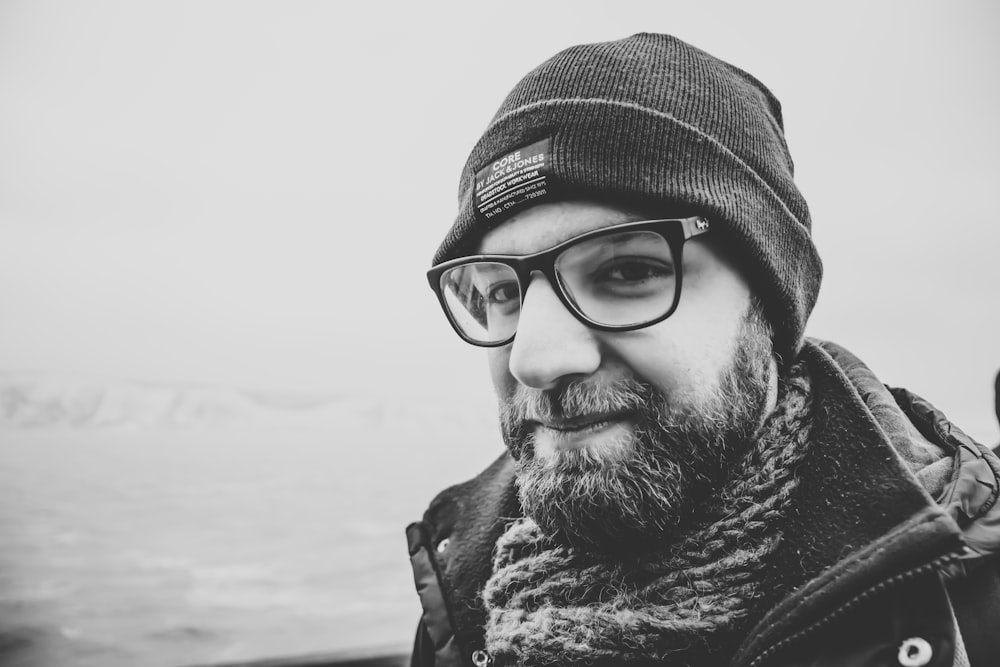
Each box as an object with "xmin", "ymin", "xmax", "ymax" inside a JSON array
[{"xmin": 734, "ymin": 340, "xmax": 998, "ymax": 665}]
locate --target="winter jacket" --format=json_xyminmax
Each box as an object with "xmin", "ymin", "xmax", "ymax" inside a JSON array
[{"xmin": 406, "ymin": 340, "xmax": 1000, "ymax": 666}]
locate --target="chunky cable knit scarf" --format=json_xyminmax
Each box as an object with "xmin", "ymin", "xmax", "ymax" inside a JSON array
[{"xmin": 481, "ymin": 362, "xmax": 813, "ymax": 667}]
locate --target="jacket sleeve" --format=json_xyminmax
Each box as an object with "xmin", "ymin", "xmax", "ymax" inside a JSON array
[
  {"xmin": 410, "ymin": 618, "xmax": 436, "ymax": 667},
  {"xmin": 947, "ymin": 554, "xmax": 1000, "ymax": 667}
]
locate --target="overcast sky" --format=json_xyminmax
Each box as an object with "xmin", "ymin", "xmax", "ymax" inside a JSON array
[{"xmin": 1, "ymin": 0, "xmax": 997, "ymax": 442}]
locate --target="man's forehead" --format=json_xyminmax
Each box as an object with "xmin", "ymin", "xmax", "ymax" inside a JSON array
[{"xmin": 476, "ymin": 201, "xmax": 648, "ymax": 256}]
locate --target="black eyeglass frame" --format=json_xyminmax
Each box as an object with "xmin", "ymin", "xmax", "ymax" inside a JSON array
[{"xmin": 427, "ymin": 216, "xmax": 711, "ymax": 347}]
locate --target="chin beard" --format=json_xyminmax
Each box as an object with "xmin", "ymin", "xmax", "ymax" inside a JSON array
[{"xmin": 499, "ymin": 304, "xmax": 774, "ymax": 555}]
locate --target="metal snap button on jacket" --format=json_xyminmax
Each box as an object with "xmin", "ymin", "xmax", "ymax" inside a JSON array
[{"xmin": 897, "ymin": 637, "xmax": 933, "ymax": 667}]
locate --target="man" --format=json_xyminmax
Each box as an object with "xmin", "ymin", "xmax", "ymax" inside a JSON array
[{"xmin": 406, "ymin": 33, "xmax": 1000, "ymax": 667}]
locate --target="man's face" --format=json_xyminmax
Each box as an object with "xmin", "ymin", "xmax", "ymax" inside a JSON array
[{"xmin": 479, "ymin": 200, "xmax": 776, "ymax": 553}]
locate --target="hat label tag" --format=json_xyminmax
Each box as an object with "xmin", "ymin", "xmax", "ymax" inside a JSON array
[{"xmin": 473, "ymin": 138, "xmax": 553, "ymax": 221}]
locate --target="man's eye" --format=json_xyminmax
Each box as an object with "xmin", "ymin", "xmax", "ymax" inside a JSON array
[
  {"xmin": 600, "ymin": 258, "xmax": 673, "ymax": 283},
  {"xmin": 487, "ymin": 281, "xmax": 519, "ymax": 304}
]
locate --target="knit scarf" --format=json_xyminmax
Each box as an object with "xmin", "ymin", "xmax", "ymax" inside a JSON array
[{"xmin": 480, "ymin": 361, "xmax": 814, "ymax": 667}]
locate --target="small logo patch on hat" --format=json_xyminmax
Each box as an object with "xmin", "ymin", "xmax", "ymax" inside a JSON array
[{"xmin": 473, "ymin": 138, "xmax": 552, "ymax": 221}]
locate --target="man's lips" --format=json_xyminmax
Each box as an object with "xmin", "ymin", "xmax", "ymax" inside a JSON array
[
  {"xmin": 531, "ymin": 413, "xmax": 627, "ymax": 432},
  {"xmin": 528, "ymin": 413, "xmax": 635, "ymax": 455}
]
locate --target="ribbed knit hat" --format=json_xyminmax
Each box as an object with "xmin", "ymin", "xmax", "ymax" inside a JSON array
[{"xmin": 432, "ymin": 32, "xmax": 822, "ymax": 358}]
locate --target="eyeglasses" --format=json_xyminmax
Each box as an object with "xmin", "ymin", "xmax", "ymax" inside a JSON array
[{"xmin": 427, "ymin": 216, "xmax": 711, "ymax": 347}]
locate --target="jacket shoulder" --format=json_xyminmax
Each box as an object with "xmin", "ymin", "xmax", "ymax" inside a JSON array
[
  {"xmin": 420, "ymin": 451, "xmax": 520, "ymax": 548},
  {"xmin": 406, "ymin": 451, "xmax": 521, "ymax": 667}
]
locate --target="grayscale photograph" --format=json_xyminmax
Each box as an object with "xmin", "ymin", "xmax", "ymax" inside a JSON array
[{"xmin": 0, "ymin": 2, "xmax": 997, "ymax": 667}]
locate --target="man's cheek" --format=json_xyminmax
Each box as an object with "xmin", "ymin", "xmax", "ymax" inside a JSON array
[{"xmin": 488, "ymin": 348, "xmax": 517, "ymax": 398}]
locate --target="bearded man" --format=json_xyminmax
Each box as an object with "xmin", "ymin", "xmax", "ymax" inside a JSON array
[{"xmin": 407, "ymin": 33, "xmax": 1000, "ymax": 667}]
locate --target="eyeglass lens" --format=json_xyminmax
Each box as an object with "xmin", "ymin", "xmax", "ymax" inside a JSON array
[{"xmin": 439, "ymin": 230, "xmax": 678, "ymax": 344}]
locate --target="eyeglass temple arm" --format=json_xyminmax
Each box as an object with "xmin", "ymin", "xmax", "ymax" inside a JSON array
[{"xmin": 681, "ymin": 216, "xmax": 711, "ymax": 239}]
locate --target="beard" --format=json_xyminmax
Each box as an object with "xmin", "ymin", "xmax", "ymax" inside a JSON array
[{"xmin": 498, "ymin": 302, "xmax": 775, "ymax": 555}]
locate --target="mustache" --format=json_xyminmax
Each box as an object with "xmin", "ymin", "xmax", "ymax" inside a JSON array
[{"xmin": 500, "ymin": 377, "xmax": 658, "ymax": 425}]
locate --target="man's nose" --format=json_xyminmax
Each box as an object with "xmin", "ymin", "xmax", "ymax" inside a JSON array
[{"xmin": 508, "ymin": 273, "xmax": 601, "ymax": 390}]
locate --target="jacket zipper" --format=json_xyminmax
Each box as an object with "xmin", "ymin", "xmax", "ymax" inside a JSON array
[{"xmin": 747, "ymin": 552, "xmax": 960, "ymax": 667}]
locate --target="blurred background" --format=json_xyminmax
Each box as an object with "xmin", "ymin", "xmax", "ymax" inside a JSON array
[{"xmin": 1, "ymin": 1, "xmax": 997, "ymax": 666}]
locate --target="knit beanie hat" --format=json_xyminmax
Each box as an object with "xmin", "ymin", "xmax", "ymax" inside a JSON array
[{"xmin": 431, "ymin": 32, "xmax": 823, "ymax": 359}]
